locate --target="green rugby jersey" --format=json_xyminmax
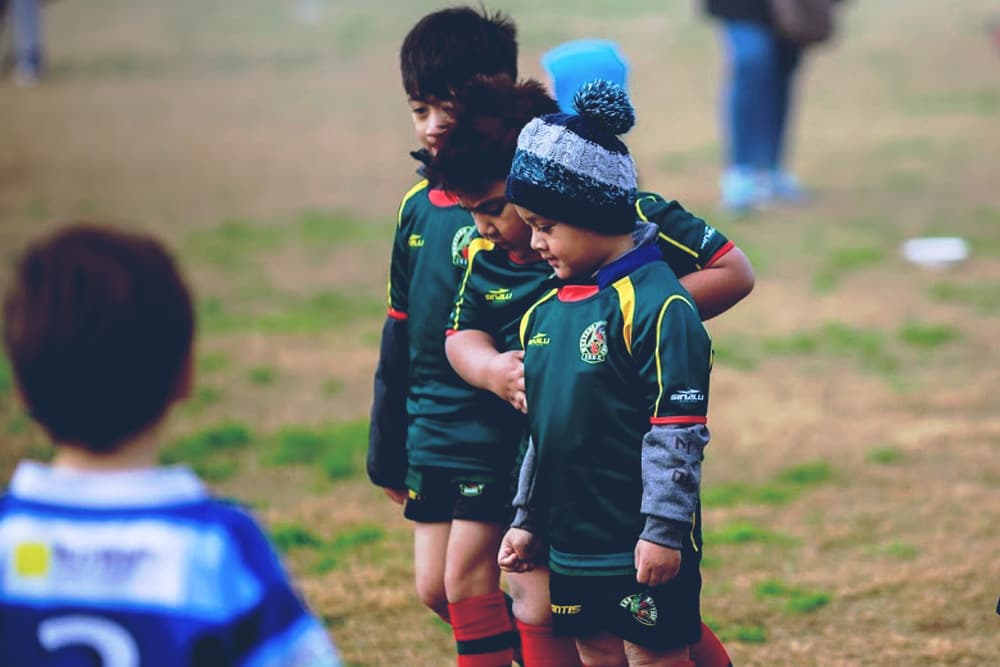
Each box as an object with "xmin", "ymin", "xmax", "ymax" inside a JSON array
[
  {"xmin": 449, "ymin": 193, "xmax": 732, "ymax": 353},
  {"xmin": 518, "ymin": 240, "xmax": 713, "ymax": 574},
  {"xmin": 387, "ymin": 180, "xmax": 523, "ymax": 478}
]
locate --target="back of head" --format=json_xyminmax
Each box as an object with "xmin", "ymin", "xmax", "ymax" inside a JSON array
[
  {"xmin": 425, "ymin": 75, "xmax": 559, "ymax": 197},
  {"xmin": 2, "ymin": 223, "xmax": 195, "ymax": 454},
  {"xmin": 506, "ymin": 79, "xmax": 639, "ymax": 235},
  {"xmin": 400, "ymin": 6, "xmax": 518, "ymax": 101}
]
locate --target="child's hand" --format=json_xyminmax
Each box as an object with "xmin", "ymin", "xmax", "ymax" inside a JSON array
[
  {"xmin": 498, "ymin": 527, "xmax": 539, "ymax": 572},
  {"xmin": 634, "ymin": 539, "xmax": 681, "ymax": 587},
  {"xmin": 383, "ymin": 488, "xmax": 408, "ymax": 505},
  {"xmin": 485, "ymin": 350, "xmax": 527, "ymax": 413}
]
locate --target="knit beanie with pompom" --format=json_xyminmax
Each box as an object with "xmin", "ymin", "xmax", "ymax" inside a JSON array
[{"xmin": 505, "ymin": 79, "xmax": 637, "ymax": 234}]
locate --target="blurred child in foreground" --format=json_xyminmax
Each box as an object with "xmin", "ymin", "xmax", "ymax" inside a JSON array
[{"xmin": 0, "ymin": 223, "xmax": 340, "ymax": 666}]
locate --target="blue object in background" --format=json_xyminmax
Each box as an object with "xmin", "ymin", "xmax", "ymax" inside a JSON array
[{"xmin": 541, "ymin": 39, "xmax": 630, "ymax": 113}]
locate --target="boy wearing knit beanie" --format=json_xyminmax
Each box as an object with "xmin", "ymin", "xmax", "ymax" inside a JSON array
[{"xmin": 500, "ymin": 80, "xmax": 713, "ymax": 667}]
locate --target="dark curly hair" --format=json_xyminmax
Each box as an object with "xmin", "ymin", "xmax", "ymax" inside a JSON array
[{"xmin": 426, "ymin": 75, "xmax": 559, "ymax": 197}]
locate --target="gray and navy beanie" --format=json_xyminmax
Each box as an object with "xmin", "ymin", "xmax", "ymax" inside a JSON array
[{"xmin": 505, "ymin": 79, "xmax": 637, "ymax": 234}]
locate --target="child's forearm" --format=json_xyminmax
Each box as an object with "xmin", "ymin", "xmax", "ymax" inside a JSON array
[
  {"xmin": 680, "ymin": 246, "xmax": 755, "ymax": 321},
  {"xmin": 639, "ymin": 423, "xmax": 710, "ymax": 549},
  {"xmin": 445, "ymin": 329, "xmax": 502, "ymax": 390},
  {"xmin": 367, "ymin": 315, "xmax": 410, "ymax": 489}
]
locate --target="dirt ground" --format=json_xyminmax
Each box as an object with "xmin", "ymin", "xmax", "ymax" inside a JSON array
[{"xmin": 1, "ymin": 1, "xmax": 999, "ymax": 665}]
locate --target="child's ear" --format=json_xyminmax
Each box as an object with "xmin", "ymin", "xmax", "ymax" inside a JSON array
[{"xmin": 171, "ymin": 350, "xmax": 195, "ymax": 404}]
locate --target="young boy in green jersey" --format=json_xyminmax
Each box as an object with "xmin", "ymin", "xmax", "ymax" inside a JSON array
[
  {"xmin": 426, "ymin": 76, "xmax": 747, "ymax": 667},
  {"xmin": 496, "ymin": 81, "xmax": 715, "ymax": 667},
  {"xmin": 367, "ymin": 7, "xmax": 523, "ymax": 665}
]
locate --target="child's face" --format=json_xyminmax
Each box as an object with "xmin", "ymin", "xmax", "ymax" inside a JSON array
[
  {"xmin": 408, "ymin": 96, "xmax": 456, "ymax": 153},
  {"xmin": 457, "ymin": 181, "xmax": 535, "ymax": 258},
  {"xmin": 515, "ymin": 205, "xmax": 611, "ymax": 280}
]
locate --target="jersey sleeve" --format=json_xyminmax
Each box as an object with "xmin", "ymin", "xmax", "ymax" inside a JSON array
[
  {"xmin": 631, "ymin": 289, "xmax": 712, "ymax": 425},
  {"xmin": 223, "ymin": 510, "xmax": 342, "ymax": 667},
  {"xmin": 387, "ymin": 180, "xmax": 428, "ymax": 319},
  {"xmin": 446, "ymin": 237, "xmax": 493, "ymax": 335},
  {"xmin": 635, "ymin": 193, "xmax": 734, "ymax": 277}
]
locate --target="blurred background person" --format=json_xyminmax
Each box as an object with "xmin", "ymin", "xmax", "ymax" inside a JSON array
[
  {"xmin": 704, "ymin": 0, "xmax": 842, "ymax": 213},
  {"xmin": 1, "ymin": 0, "xmax": 43, "ymax": 85}
]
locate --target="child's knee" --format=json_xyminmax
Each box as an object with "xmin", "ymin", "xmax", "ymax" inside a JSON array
[
  {"xmin": 576, "ymin": 634, "xmax": 627, "ymax": 667},
  {"xmin": 443, "ymin": 557, "xmax": 499, "ymax": 600},
  {"xmin": 506, "ymin": 573, "xmax": 552, "ymax": 626},
  {"xmin": 415, "ymin": 577, "xmax": 449, "ymax": 619}
]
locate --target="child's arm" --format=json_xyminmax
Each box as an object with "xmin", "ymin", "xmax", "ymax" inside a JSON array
[
  {"xmin": 633, "ymin": 290, "xmax": 713, "ymax": 586},
  {"xmin": 499, "ymin": 437, "xmax": 543, "ymax": 572},
  {"xmin": 637, "ymin": 194, "xmax": 755, "ymax": 320},
  {"xmin": 446, "ymin": 330, "xmax": 526, "ymax": 413},
  {"xmin": 445, "ymin": 237, "xmax": 527, "ymax": 412},
  {"xmin": 678, "ymin": 245, "xmax": 755, "ymax": 321},
  {"xmin": 367, "ymin": 185, "xmax": 423, "ymax": 500}
]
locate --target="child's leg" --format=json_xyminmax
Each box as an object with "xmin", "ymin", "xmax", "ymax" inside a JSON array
[
  {"xmin": 507, "ymin": 568, "xmax": 582, "ymax": 667},
  {"xmin": 413, "ymin": 522, "xmax": 451, "ymax": 621},
  {"xmin": 575, "ymin": 632, "xmax": 627, "ymax": 667},
  {"xmin": 689, "ymin": 623, "xmax": 731, "ymax": 667},
  {"xmin": 623, "ymin": 641, "xmax": 693, "ymax": 667},
  {"xmin": 446, "ymin": 519, "xmax": 514, "ymax": 666}
]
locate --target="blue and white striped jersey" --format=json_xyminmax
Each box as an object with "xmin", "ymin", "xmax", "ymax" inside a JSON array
[{"xmin": 0, "ymin": 462, "xmax": 341, "ymax": 666}]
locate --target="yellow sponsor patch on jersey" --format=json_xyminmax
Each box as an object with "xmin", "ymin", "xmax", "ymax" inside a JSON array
[
  {"xmin": 551, "ymin": 604, "xmax": 582, "ymax": 615},
  {"xmin": 14, "ymin": 542, "xmax": 50, "ymax": 577},
  {"xmin": 484, "ymin": 288, "xmax": 513, "ymax": 303},
  {"xmin": 408, "ymin": 234, "xmax": 424, "ymax": 248},
  {"xmin": 527, "ymin": 332, "xmax": 550, "ymax": 347}
]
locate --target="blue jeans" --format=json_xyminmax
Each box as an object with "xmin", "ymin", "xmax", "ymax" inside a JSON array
[
  {"xmin": 720, "ymin": 21, "xmax": 802, "ymax": 171},
  {"xmin": 1, "ymin": 0, "xmax": 42, "ymax": 73}
]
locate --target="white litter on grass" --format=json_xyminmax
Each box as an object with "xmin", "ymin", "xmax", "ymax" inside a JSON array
[{"xmin": 901, "ymin": 237, "xmax": 969, "ymax": 269}]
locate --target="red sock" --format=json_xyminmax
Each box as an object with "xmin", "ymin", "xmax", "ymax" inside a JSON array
[
  {"xmin": 514, "ymin": 620, "xmax": 582, "ymax": 667},
  {"xmin": 449, "ymin": 591, "xmax": 516, "ymax": 667},
  {"xmin": 690, "ymin": 622, "xmax": 731, "ymax": 667}
]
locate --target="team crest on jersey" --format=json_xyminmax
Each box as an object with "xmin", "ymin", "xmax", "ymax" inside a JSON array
[
  {"xmin": 579, "ymin": 320, "xmax": 608, "ymax": 364},
  {"xmin": 619, "ymin": 593, "xmax": 658, "ymax": 627},
  {"xmin": 458, "ymin": 483, "xmax": 485, "ymax": 497},
  {"xmin": 451, "ymin": 226, "xmax": 476, "ymax": 267}
]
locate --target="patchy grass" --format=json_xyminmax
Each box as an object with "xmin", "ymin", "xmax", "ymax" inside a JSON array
[
  {"xmin": 754, "ymin": 579, "xmax": 833, "ymax": 614},
  {"xmin": 763, "ymin": 323, "xmax": 898, "ymax": 376},
  {"xmin": 199, "ymin": 290, "xmax": 383, "ymax": 335},
  {"xmin": 704, "ymin": 461, "xmax": 832, "ymax": 508},
  {"xmin": 713, "ymin": 334, "xmax": 761, "ymax": 372},
  {"xmin": 249, "ymin": 365, "xmax": 278, "ymax": 386},
  {"xmin": 865, "ymin": 445, "xmax": 904, "ymax": 465},
  {"xmin": 704, "ymin": 521, "xmax": 798, "ymax": 547},
  {"xmin": 870, "ymin": 541, "xmax": 920, "ymax": 560},
  {"xmin": 812, "ymin": 245, "xmax": 885, "ymax": 292},
  {"xmin": 197, "ymin": 351, "xmax": 231, "ymax": 374},
  {"xmin": 271, "ymin": 522, "xmax": 324, "ymax": 553},
  {"xmin": 264, "ymin": 420, "xmax": 368, "ymax": 481},
  {"xmin": 927, "ymin": 281, "xmax": 1000, "ymax": 315},
  {"xmin": 897, "ymin": 321, "xmax": 960, "ymax": 349},
  {"xmin": 159, "ymin": 422, "xmax": 254, "ymax": 481}
]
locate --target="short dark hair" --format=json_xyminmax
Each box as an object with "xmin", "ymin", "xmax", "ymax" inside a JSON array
[
  {"xmin": 426, "ymin": 76, "xmax": 559, "ymax": 197},
  {"xmin": 400, "ymin": 6, "xmax": 518, "ymax": 101},
  {"xmin": 2, "ymin": 223, "xmax": 195, "ymax": 454}
]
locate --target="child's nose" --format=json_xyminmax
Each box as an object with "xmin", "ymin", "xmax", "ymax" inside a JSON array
[{"xmin": 530, "ymin": 230, "xmax": 545, "ymax": 250}]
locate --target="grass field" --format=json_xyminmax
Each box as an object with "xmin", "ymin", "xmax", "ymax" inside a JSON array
[{"xmin": 2, "ymin": 1, "xmax": 999, "ymax": 665}]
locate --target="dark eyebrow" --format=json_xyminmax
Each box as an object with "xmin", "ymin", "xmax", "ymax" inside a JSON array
[{"xmin": 466, "ymin": 197, "xmax": 507, "ymax": 215}]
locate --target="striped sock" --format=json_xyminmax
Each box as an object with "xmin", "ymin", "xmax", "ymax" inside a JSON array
[
  {"xmin": 514, "ymin": 620, "xmax": 582, "ymax": 667},
  {"xmin": 450, "ymin": 591, "xmax": 517, "ymax": 667},
  {"xmin": 690, "ymin": 623, "xmax": 732, "ymax": 667}
]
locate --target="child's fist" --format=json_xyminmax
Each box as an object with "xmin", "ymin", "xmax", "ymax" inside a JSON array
[
  {"xmin": 634, "ymin": 539, "xmax": 681, "ymax": 587},
  {"xmin": 498, "ymin": 527, "xmax": 539, "ymax": 573}
]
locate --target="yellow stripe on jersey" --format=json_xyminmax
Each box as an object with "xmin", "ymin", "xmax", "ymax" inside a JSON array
[
  {"xmin": 450, "ymin": 237, "xmax": 495, "ymax": 330},
  {"xmin": 519, "ymin": 288, "xmax": 558, "ymax": 349},
  {"xmin": 611, "ymin": 276, "xmax": 636, "ymax": 356},
  {"xmin": 387, "ymin": 179, "xmax": 431, "ymax": 309},
  {"xmin": 634, "ymin": 195, "xmax": 700, "ymax": 263},
  {"xmin": 653, "ymin": 294, "xmax": 696, "ymax": 416}
]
